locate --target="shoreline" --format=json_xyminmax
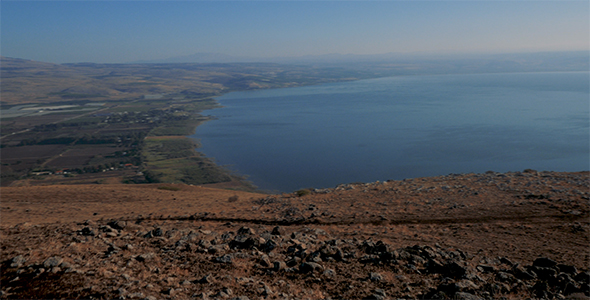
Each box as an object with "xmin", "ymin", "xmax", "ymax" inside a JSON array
[{"xmin": 180, "ymin": 72, "xmax": 589, "ymax": 193}]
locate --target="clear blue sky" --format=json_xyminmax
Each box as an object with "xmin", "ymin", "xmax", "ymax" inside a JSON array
[{"xmin": 1, "ymin": 1, "xmax": 588, "ymax": 63}]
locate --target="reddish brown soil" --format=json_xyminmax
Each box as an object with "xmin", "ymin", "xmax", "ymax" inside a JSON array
[{"xmin": 1, "ymin": 171, "xmax": 589, "ymax": 299}]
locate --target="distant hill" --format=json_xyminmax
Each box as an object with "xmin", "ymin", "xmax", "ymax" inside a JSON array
[
  {"xmin": 2, "ymin": 51, "xmax": 587, "ymax": 105},
  {"xmin": 0, "ymin": 57, "xmax": 385, "ymax": 105},
  {"xmin": 133, "ymin": 51, "xmax": 590, "ymax": 72}
]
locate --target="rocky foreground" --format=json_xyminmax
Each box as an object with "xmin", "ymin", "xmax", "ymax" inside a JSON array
[{"xmin": 1, "ymin": 170, "xmax": 589, "ymax": 299}]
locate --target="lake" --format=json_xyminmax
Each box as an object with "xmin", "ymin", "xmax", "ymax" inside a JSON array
[{"xmin": 191, "ymin": 72, "xmax": 589, "ymax": 192}]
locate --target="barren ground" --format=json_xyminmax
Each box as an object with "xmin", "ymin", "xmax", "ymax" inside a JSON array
[{"xmin": 1, "ymin": 171, "xmax": 589, "ymax": 299}]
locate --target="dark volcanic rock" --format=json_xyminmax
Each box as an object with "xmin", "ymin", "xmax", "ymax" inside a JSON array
[
  {"xmin": 80, "ymin": 226, "xmax": 95, "ymax": 236},
  {"xmin": 107, "ymin": 220, "xmax": 127, "ymax": 230},
  {"xmin": 533, "ymin": 257, "xmax": 558, "ymax": 268},
  {"xmin": 215, "ymin": 254, "xmax": 233, "ymax": 264},
  {"xmin": 299, "ymin": 262, "xmax": 323, "ymax": 273}
]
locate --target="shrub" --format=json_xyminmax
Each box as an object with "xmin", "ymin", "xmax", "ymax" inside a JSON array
[
  {"xmin": 295, "ymin": 189, "xmax": 311, "ymax": 197},
  {"xmin": 157, "ymin": 186, "xmax": 181, "ymax": 191}
]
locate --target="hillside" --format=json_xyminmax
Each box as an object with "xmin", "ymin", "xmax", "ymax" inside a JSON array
[
  {"xmin": 1, "ymin": 170, "xmax": 588, "ymax": 299},
  {"xmin": 1, "ymin": 56, "xmax": 382, "ymax": 106}
]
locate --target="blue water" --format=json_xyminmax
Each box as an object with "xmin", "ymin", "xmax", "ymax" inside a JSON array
[{"xmin": 192, "ymin": 72, "xmax": 589, "ymax": 192}]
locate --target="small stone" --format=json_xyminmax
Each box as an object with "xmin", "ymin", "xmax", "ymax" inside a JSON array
[
  {"xmin": 10, "ymin": 255, "xmax": 26, "ymax": 268},
  {"xmin": 222, "ymin": 287, "xmax": 232, "ymax": 295},
  {"xmin": 127, "ymin": 292, "xmax": 144, "ymax": 299},
  {"xmin": 262, "ymin": 239, "xmax": 277, "ymax": 252},
  {"xmin": 273, "ymin": 261, "xmax": 287, "ymax": 271},
  {"xmin": 260, "ymin": 283, "xmax": 273, "ymax": 296},
  {"xmin": 108, "ymin": 220, "xmax": 127, "ymax": 230},
  {"xmin": 215, "ymin": 254, "xmax": 233, "ymax": 264},
  {"xmin": 496, "ymin": 271, "xmax": 516, "ymax": 282},
  {"xmin": 161, "ymin": 288, "xmax": 175, "ymax": 295},
  {"xmin": 80, "ymin": 227, "xmax": 95, "ymax": 236},
  {"xmin": 193, "ymin": 293, "xmax": 210, "ymax": 299},
  {"xmin": 43, "ymin": 256, "xmax": 63, "ymax": 268},
  {"xmin": 369, "ymin": 272, "xmax": 384, "ymax": 282},
  {"xmin": 271, "ymin": 226, "xmax": 284, "ymax": 236},
  {"xmin": 323, "ymin": 269, "xmax": 336, "ymax": 277},
  {"xmin": 198, "ymin": 274, "xmax": 214, "ymax": 284},
  {"xmin": 476, "ymin": 264, "xmax": 495, "ymax": 273},
  {"xmin": 237, "ymin": 227, "xmax": 255, "ymax": 235},
  {"xmin": 136, "ymin": 253, "xmax": 155, "ymax": 262},
  {"xmin": 152, "ymin": 228, "xmax": 164, "ymax": 237},
  {"xmin": 259, "ymin": 255, "xmax": 272, "ymax": 267},
  {"xmin": 454, "ymin": 292, "xmax": 484, "ymax": 300},
  {"xmin": 299, "ymin": 262, "xmax": 324, "ymax": 273}
]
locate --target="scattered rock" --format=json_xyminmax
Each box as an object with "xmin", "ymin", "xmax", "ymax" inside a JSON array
[
  {"xmin": 237, "ymin": 227, "xmax": 255, "ymax": 235},
  {"xmin": 271, "ymin": 226, "xmax": 284, "ymax": 236},
  {"xmin": 299, "ymin": 262, "xmax": 324, "ymax": 273},
  {"xmin": 43, "ymin": 256, "xmax": 63, "ymax": 268},
  {"xmin": 454, "ymin": 292, "xmax": 484, "ymax": 300},
  {"xmin": 9, "ymin": 255, "xmax": 26, "ymax": 268},
  {"xmin": 369, "ymin": 272, "xmax": 384, "ymax": 282},
  {"xmin": 533, "ymin": 257, "xmax": 558, "ymax": 268},
  {"xmin": 215, "ymin": 254, "xmax": 233, "ymax": 264},
  {"xmin": 79, "ymin": 227, "xmax": 95, "ymax": 236}
]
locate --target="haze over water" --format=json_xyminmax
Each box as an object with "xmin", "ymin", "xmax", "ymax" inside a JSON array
[{"xmin": 193, "ymin": 72, "xmax": 589, "ymax": 192}]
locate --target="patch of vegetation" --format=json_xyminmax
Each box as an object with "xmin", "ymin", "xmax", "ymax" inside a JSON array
[
  {"xmin": 295, "ymin": 189, "xmax": 312, "ymax": 197},
  {"xmin": 142, "ymin": 136, "xmax": 234, "ymax": 185},
  {"xmin": 157, "ymin": 185, "xmax": 181, "ymax": 191}
]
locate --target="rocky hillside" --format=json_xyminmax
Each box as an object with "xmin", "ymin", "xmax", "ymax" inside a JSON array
[{"xmin": 1, "ymin": 170, "xmax": 589, "ymax": 299}]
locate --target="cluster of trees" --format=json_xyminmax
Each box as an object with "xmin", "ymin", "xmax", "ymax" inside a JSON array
[
  {"xmin": 104, "ymin": 108, "xmax": 190, "ymax": 125},
  {"xmin": 18, "ymin": 131, "xmax": 147, "ymax": 147},
  {"xmin": 32, "ymin": 121, "xmax": 97, "ymax": 132}
]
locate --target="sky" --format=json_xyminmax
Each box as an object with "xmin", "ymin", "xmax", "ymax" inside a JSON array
[{"xmin": 1, "ymin": 1, "xmax": 589, "ymax": 64}]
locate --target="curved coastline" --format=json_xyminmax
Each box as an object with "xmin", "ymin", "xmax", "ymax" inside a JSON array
[{"xmin": 186, "ymin": 72, "xmax": 590, "ymax": 193}]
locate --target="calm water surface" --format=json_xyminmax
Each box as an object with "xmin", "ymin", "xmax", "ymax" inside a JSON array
[{"xmin": 192, "ymin": 72, "xmax": 589, "ymax": 192}]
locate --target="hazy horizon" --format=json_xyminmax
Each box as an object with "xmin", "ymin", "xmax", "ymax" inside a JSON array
[{"xmin": 2, "ymin": 1, "xmax": 588, "ymax": 64}]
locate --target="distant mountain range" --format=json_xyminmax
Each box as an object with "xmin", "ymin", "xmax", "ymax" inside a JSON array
[{"xmin": 131, "ymin": 51, "xmax": 589, "ymax": 69}]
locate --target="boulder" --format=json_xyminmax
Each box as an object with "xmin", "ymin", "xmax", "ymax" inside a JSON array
[
  {"xmin": 533, "ymin": 257, "xmax": 558, "ymax": 268},
  {"xmin": 558, "ymin": 264, "xmax": 578, "ymax": 275}
]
